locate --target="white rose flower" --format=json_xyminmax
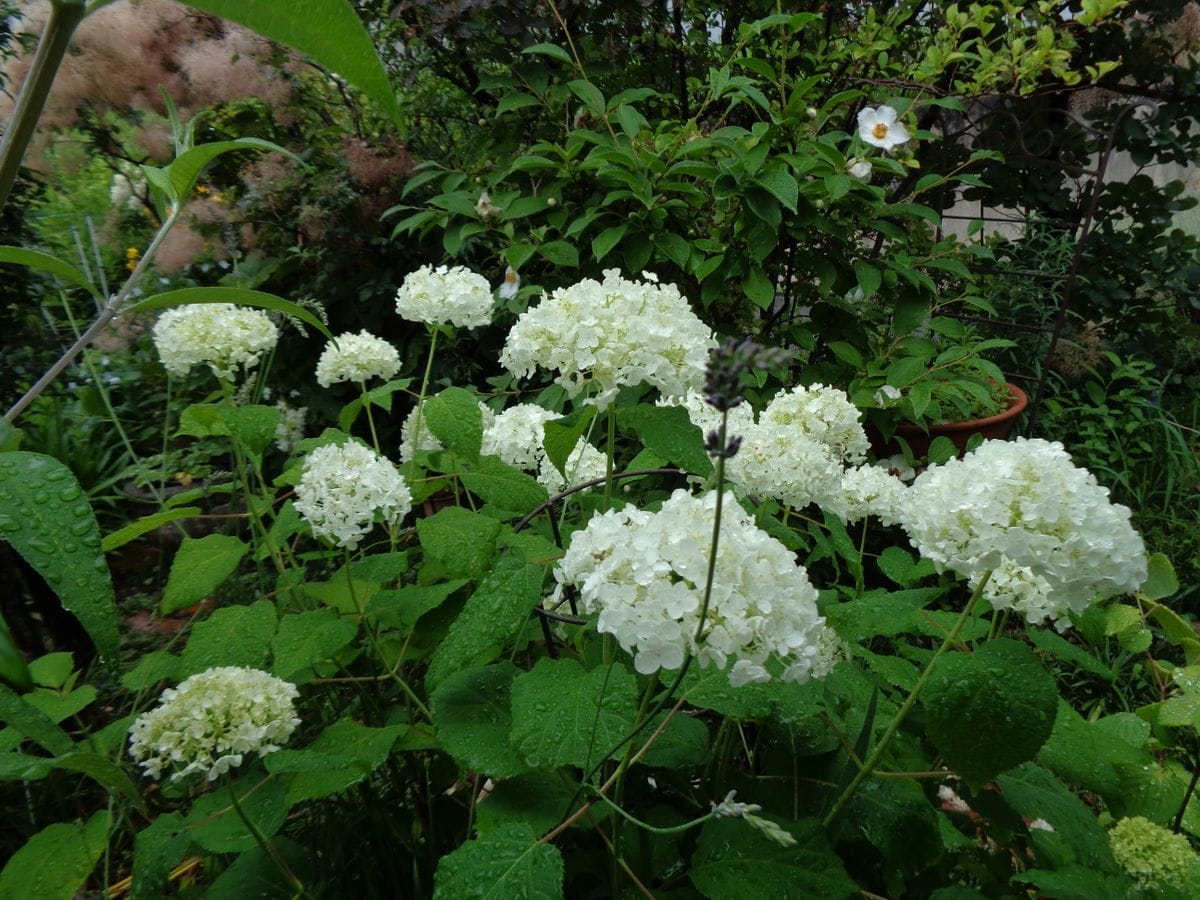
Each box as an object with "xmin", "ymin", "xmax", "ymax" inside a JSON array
[
  {"xmin": 315, "ymin": 330, "xmax": 401, "ymax": 387},
  {"xmin": 857, "ymin": 105, "xmax": 911, "ymax": 150},
  {"xmin": 553, "ymin": 489, "xmax": 831, "ymax": 687},
  {"xmin": 395, "ymin": 264, "xmax": 494, "ymax": 328},
  {"xmin": 294, "ymin": 442, "xmax": 412, "ymax": 549},
  {"xmin": 128, "ymin": 667, "xmax": 300, "ymax": 782},
  {"xmin": 152, "ymin": 303, "xmax": 279, "ymax": 381},
  {"xmin": 901, "ymin": 437, "xmax": 1147, "ymax": 626}
]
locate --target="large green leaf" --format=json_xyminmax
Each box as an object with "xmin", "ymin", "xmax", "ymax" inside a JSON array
[
  {"xmin": 416, "ymin": 506, "xmax": 502, "ymax": 581},
  {"xmin": 461, "ymin": 456, "xmax": 548, "ymax": 517},
  {"xmin": 433, "ymin": 823, "xmax": 564, "ymax": 900},
  {"xmin": 185, "ymin": 0, "xmax": 402, "ymax": 127},
  {"xmin": 430, "ymin": 662, "xmax": 529, "ymax": 778},
  {"xmin": 179, "ymin": 600, "xmax": 277, "ymax": 677},
  {"xmin": 690, "ymin": 817, "xmax": 858, "ymax": 899},
  {"xmin": 425, "ymin": 554, "xmax": 545, "ymax": 688},
  {"xmin": 164, "ymin": 139, "xmax": 302, "ymax": 201},
  {"xmin": 130, "ymin": 814, "xmax": 189, "ymax": 900},
  {"xmin": 0, "ymin": 810, "xmax": 110, "ymax": 900},
  {"xmin": 509, "ymin": 659, "xmax": 637, "ymax": 770},
  {"xmin": 0, "ymin": 453, "xmax": 119, "ymax": 664},
  {"xmin": 162, "ymin": 533, "xmax": 249, "ymax": 615},
  {"xmin": 186, "ymin": 775, "xmax": 288, "ymax": 853},
  {"xmin": 923, "ymin": 639, "xmax": 1058, "ymax": 787},
  {"xmin": 620, "ymin": 403, "xmax": 712, "ymax": 477},
  {"xmin": 266, "ymin": 717, "xmax": 406, "ymax": 804},
  {"xmin": 123, "ymin": 288, "xmax": 332, "ymax": 340},
  {"xmin": 270, "ymin": 609, "xmax": 358, "ymax": 681},
  {"xmin": 424, "ymin": 387, "xmax": 484, "ymax": 462},
  {"xmin": 101, "ymin": 507, "xmax": 202, "ymax": 553},
  {"xmin": 0, "ymin": 246, "xmax": 98, "ymax": 297}
]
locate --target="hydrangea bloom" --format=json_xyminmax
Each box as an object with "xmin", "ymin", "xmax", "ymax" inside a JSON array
[
  {"xmin": 1109, "ymin": 816, "xmax": 1200, "ymax": 894},
  {"xmin": 294, "ymin": 442, "xmax": 412, "ymax": 549},
  {"xmin": 394, "ymin": 264, "xmax": 494, "ymax": 327},
  {"xmin": 553, "ymin": 489, "xmax": 831, "ymax": 687},
  {"xmin": 128, "ymin": 667, "xmax": 299, "ymax": 782},
  {"xmin": 857, "ymin": 105, "xmax": 910, "ymax": 150},
  {"xmin": 759, "ymin": 384, "xmax": 870, "ymax": 465},
  {"xmin": 901, "ymin": 438, "xmax": 1147, "ymax": 625},
  {"xmin": 824, "ymin": 464, "xmax": 908, "ymax": 526},
  {"xmin": 315, "ymin": 330, "xmax": 400, "ymax": 387},
  {"xmin": 480, "ymin": 403, "xmax": 606, "ymax": 492},
  {"xmin": 152, "ymin": 303, "xmax": 278, "ymax": 380},
  {"xmin": 500, "ymin": 270, "xmax": 716, "ymax": 409}
]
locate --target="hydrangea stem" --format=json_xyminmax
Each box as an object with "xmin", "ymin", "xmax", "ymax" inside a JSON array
[
  {"xmin": 820, "ymin": 571, "xmax": 991, "ymax": 830},
  {"xmin": 604, "ymin": 406, "xmax": 617, "ymax": 506},
  {"xmin": 406, "ymin": 326, "xmax": 440, "ymax": 483}
]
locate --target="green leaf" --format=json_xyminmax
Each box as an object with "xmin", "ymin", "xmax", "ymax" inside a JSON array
[
  {"xmin": 52, "ymin": 751, "xmax": 144, "ymax": 809},
  {"xmin": 1039, "ymin": 702, "xmax": 1150, "ymax": 801},
  {"xmin": 266, "ymin": 718, "xmax": 405, "ymax": 804},
  {"xmin": 538, "ymin": 240, "xmax": 579, "ymax": 268},
  {"xmin": 0, "ymin": 685, "xmax": 73, "ymax": 755},
  {"xmin": 542, "ymin": 409, "xmax": 598, "ymax": 478},
  {"xmin": 876, "ymin": 546, "xmax": 935, "ymax": 588},
  {"xmin": 690, "ymin": 817, "xmax": 857, "ymax": 899},
  {"xmin": 431, "ymin": 662, "xmax": 529, "ymax": 777},
  {"xmin": 924, "ymin": 639, "xmax": 1058, "ymax": 787},
  {"xmin": 424, "ymin": 387, "xmax": 484, "ymax": 463},
  {"xmin": 0, "ymin": 613, "xmax": 32, "ymax": 691},
  {"xmin": 462, "ymin": 457, "xmax": 549, "ymax": 516},
  {"xmin": 101, "ymin": 507, "xmax": 202, "ymax": 553},
  {"xmin": 120, "ymin": 650, "xmax": 180, "ymax": 692},
  {"xmin": 853, "ymin": 260, "xmax": 882, "ymax": 298},
  {"xmin": 179, "ymin": 600, "xmax": 277, "ymax": 677},
  {"xmin": 510, "ymin": 659, "xmax": 636, "ymax": 769},
  {"xmin": 848, "ymin": 778, "xmax": 944, "ymax": 880},
  {"xmin": 338, "ymin": 377, "xmax": 412, "ymax": 433},
  {"xmin": 753, "ymin": 166, "xmax": 799, "ymax": 212},
  {"xmin": 0, "ymin": 452, "xmax": 119, "ymax": 664},
  {"xmin": 271, "ymin": 609, "xmax": 358, "ymax": 681},
  {"xmin": 892, "ymin": 296, "xmax": 930, "ymax": 337},
  {"xmin": 0, "ymin": 810, "xmax": 110, "ymax": 900},
  {"xmin": 221, "ymin": 404, "xmax": 281, "ymax": 459},
  {"xmin": 131, "ymin": 814, "xmax": 189, "ymax": 900},
  {"xmin": 567, "ymin": 79, "xmax": 605, "ymax": 114},
  {"xmin": 368, "ymin": 580, "xmax": 467, "ymax": 630},
  {"xmin": 474, "ymin": 772, "xmax": 578, "ymax": 837},
  {"xmin": 996, "ymin": 763, "xmax": 1122, "ymax": 873},
  {"xmin": 653, "ymin": 232, "xmax": 691, "ymax": 270},
  {"xmin": 1141, "ymin": 552, "xmax": 1179, "ymax": 601},
  {"xmin": 521, "ymin": 42, "xmax": 574, "ymax": 65},
  {"xmin": 742, "ymin": 266, "xmax": 775, "ymax": 309},
  {"xmin": 164, "ymin": 139, "xmax": 303, "ymax": 201},
  {"xmin": 0, "ymin": 246, "xmax": 98, "ymax": 297},
  {"xmin": 185, "ymin": 0, "xmax": 401, "ymax": 126},
  {"xmin": 425, "ymin": 554, "xmax": 545, "ymax": 689},
  {"xmin": 497, "ymin": 92, "xmax": 542, "ymax": 115},
  {"xmin": 176, "ymin": 403, "xmax": 227, "ymax": 438},
  {"xmin": 433, "ymin": 822, "xmax": 564, "ymax": 900},
  {"xmin": 161, "ymin": 533, "xmax": 249, "ymax": 615},
  {"xmin": 416, "ymin": 507, "xmax": 502, "ymax": 580},
  {"xmin": 205, "ymin": 838, "xmax": 311, "ymax": 900},
  {"xmin": 124, "ymin": 288, "xmax": 332, "ymax": 341},
  {"xmin": 620, "ymin": 404, "xmax": 712, "ymax": 477},
  {"xmin": 187, "ymin": 775, "xmax": 288, "ymax": 853}
]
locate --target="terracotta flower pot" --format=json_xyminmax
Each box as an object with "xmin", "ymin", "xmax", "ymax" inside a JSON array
[{"xmin": 871, "ymin": 383, "xmax": 1028, "ymax": 459}]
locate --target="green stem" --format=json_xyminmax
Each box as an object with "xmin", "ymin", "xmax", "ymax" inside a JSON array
[
  {"xmin": 0, "ymin": 0, "xmax": 86, "ymax": 213},
  {"xmin": 407, "ymin": 326, "xmax": 440, "ymax": 484},
  {"xmin": 224, "ymin": 776, "xmax": 309, "ymax": 898},
  {"xmin": 604, "ymin": 405, "xmax": 616, "ymax": 507},
  {"xmin": 588, "ymin": 785, "xmax": 716, "ymax": 835},
  {"xmin": 821, "ymin": 571, "xmax": 992, "ymax": 830}
]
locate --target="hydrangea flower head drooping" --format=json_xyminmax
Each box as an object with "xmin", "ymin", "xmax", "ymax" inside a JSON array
[
  {"xmin": 857, "ymin": 105, "xmax": 910, "ymax": 150},
  {"xmin": 394, "ymin": 264, "xmax": 494, "ymax": 328},
  {"xmin": 499, "ymin": 270, "xmax": 717, "ymax": 409},
  {"xmin": 553, "ymin": 489, "xmax": 832, "ymax": 687},
  {"xmin": 152, "ymin": 303, "xmax": 279, "ymax": 380},
  {"xmin": 128, "ymin": 666, "xmax": 300, "ymax": 782},
  {"xmin": 901, "ymin": 437, "xmax": 1147, "ymax": 626},
  {"xmin": 315, "ymin": 330, "xmax": 401, "ymax": 387},
  {"xmin": 294, "ymin": 441, "xmax": 412, "ymax": 549}
]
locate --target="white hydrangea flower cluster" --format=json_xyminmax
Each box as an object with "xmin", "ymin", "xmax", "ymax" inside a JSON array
[
  {"xmin": 901, "ymin": 438, "xmax": 1147, "ymax": 626},
  {"xmin": 394, "ymin": 264, "xmax": 494, "ymax": 328},
  {"xmin": 152, "ymin": 303, "xmax": 279, "ymax": 380},
  {"xmin": 397, "ymin": 400, "xmax": 496, "ymax": 464},
  {"xmin": 128, "ymin": 666, "xmax": 300, "ymax": 782},
  {"xmin": 500, "ymin": 270, "xmax": 716, "ymax": 409},
  {"xmin": 1109, "ymin": 816, "xmax": 1200, "ymax": 894},
  {"xmin": 273, "ymin": 398, "xmax": 307, "ymax": 453},
  {"xmin": 480, "ymin": 403, "xmax": 606, "ymax": 493},
  {"xmin": 553, "ymin": 489, "xmax": 831, "ymax": 687},
  {"xmin": 315, "ymin": 330, "xmax": 401, "ymax": 387},
  {"xmin": 294, "ymin": 442, "xmax": 412, "ymax": 549},
  {"xmin": 668, "ymin": 385, "xmax": 905, "ymax": 522}
]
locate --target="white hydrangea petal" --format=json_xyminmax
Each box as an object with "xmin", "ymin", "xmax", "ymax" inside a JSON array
[
  {"xmin": 152, "ymin": 303, "xmax": 279, "ymax": 380},
  {"xmin": 294, "ymin": 442, "xmax": 413, "ymax": 549},
  {"xmin": 395, "ymin": 264, "xmax": 494, "ymax": 327},
  {"xmin": 315, "ymin": 330, "xmax": 401, "ymax": 387}
]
